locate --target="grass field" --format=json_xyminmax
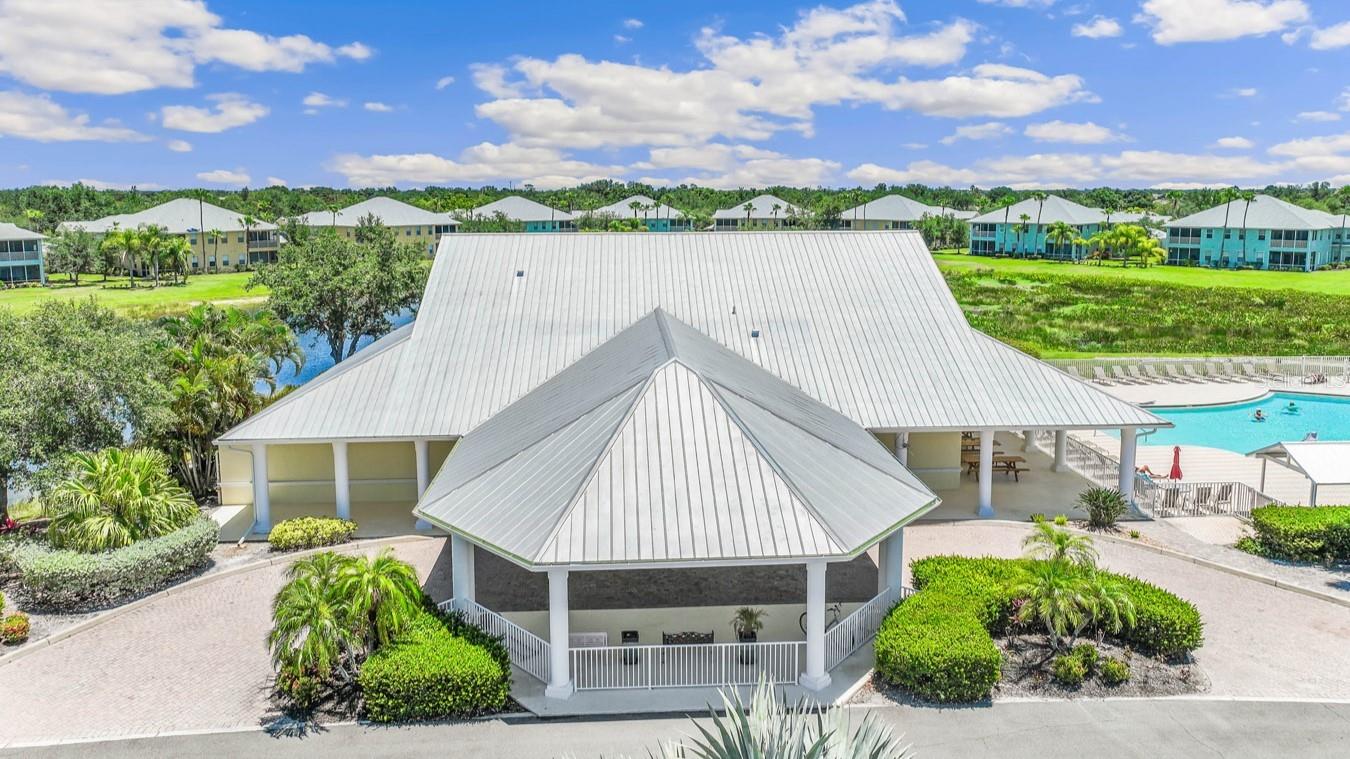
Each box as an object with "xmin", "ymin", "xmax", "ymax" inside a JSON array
[
  {"xmin": 0, "ymin": 272, "xmax": 265, "ymax": 318},
  {"xmin": 932, "ymin": 251, "xmax": 1350, "ymax": 296}
]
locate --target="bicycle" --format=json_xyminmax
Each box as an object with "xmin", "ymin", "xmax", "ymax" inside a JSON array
[{"xmin": 799, "ymin": 602, "xmax": 842, "ymax": 635}]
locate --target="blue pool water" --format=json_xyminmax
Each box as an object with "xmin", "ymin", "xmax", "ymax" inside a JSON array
[{"xmin": 1136, "ymin": 392, "xmax": 1350, "ymax": 454}]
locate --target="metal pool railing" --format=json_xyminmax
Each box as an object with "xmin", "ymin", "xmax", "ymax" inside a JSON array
[
  {"xmin": 441, "ymin": 597, "xmax": 551, "ymax": 683},
  {"xmin": 570, "ymin": 641, "xmax": 804, "ymax": 691}
]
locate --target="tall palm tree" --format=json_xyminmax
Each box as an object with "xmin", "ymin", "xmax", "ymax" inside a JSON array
[
  {"xmin": 239, "ymin": 214, "xmax": 258, "ymax": 269},
  {"xmin": 1046, "ymin": 220, "xmax": 1076, "ymax": 260},
  {"xmin": 162, "ymin": 235, "xmax": 193, "ymax": 284},
  {"xmin": 137, "ymin": 224, "xmax": 166, "ymax": 286},
  {"xmin": 1216, "ymin": 187, "xmax": 1240, "ymax": 268},
  {"xmin": 1237, "ymin": 190, "xmax": 1257, "ymax": 266},
  {"xmin": 208, "ymin": 229, "xmax": 223, "ymax": 272},
  {"xmin": 628, "ymin": 199, "xmax": 642, "ymax": 219},
  {"xmin": 1030, "ymin": 191, "xmax": 1049, "ymax": 256},
  {"xmin": 1164, "ymin": 190, "xmax": 1184, "ymax": 217},
  {"xmin": 101, "ymin": 226, "xmax": 141, "ymax": 287},
  {"xmin": 1016, "ymin": 213, "xmax": 1031, "ymax": 256},
  {"xmin": 998, "ymin": 193, "xmax": 1017, "ymax": 255}
]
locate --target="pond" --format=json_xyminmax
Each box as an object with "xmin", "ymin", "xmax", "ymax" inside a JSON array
[{"xmin": 271, "ymin": 309, "xmax": 415, "ymax": 388}]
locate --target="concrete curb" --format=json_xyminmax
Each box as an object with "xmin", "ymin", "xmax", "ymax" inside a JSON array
[{"xmin": 0, "ymin": 534, "xmax": 440, "ymax": 670}]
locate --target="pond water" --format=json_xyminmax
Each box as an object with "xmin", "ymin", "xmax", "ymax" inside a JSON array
[{"xmin": 271, "ymin": 309, "xmax": 415, "ymax": 388}]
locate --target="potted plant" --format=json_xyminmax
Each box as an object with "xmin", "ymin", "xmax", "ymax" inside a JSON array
[{"xmin": 732, "ymin": 607, "xmax": 766, "ymax": 665}]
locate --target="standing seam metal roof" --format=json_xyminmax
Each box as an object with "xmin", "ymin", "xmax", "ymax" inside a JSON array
[
  {"xmin": 0, "ymin": 222, "xmax": 43, "ymax": 240},
  {"xmin": 592, "ymin": 195, "xmax": 685, "ymax": 219},
  {"xmin": 58, "ymin": 198, "xmax": 278, "ymax": 234},
  {"xmin": 711, "ymin": 194, "xmax": 804, "ymax": 220},
  {"xmin": 968, "ymin": 195, "xmax": 1148, "ymax": 227},
  {"xmin": 469, "ymin": 196, "xmax": 574, "ymax": 222},
  {"xmin": 1166, "ymin": 195, "xmax": 1341, "ymax": 230},
  {"xmin": 295, "ymin": 197, "xmax": 458, "ymax": 227}
]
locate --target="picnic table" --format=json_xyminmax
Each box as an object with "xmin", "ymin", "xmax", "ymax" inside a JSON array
[{"xmin": 963, "ymin": 453, "xmax": 1030, "ymax": 481}]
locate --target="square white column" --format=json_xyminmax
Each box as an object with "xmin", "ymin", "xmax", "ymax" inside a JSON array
[
  {"xmin": 978, "ymin": 430, "xmax": 995, "ymax": 518},
  {"xmin": 893, "ymin": 431, "xmax": 908, "ymax": 467},
  {"xmin": 1053, "ymin": 430, "xmax": 1068, "ymax": 472},
  {"xmin": 877, "ymin": 530, "xmax": 903, "ymax": 594},
  {"xmin": 799, "ymin": 560, "xmax": 831, "ymax": 691},
  {"xmin": 545, "ymin": 569, "xmax": 574, "ymax": 699},
  {"xmin": 332, "ymin": 441, "xmax": 350, "ymax": 521},
  {"xmin": 1117, "ymin": 427, "xmax": 1137, "ymax": 503},
  {"xmin": 1021, "ymin": 430, "xmax": 1034, "ymax": 452},
  {"xmin": 414, "ymin": 439, "xmax": 432, "ymax": 530},
  {"xmin": 251, "ymin": 443, "xmax": 270, "ymax": 533},
  {"xmin": 450, "ymin": 534, "xmax": 475, "ymax": 602}
]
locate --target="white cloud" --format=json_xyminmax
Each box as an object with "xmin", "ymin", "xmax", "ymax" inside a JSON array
[
  {"xmin": 160, "ymin": 93, "xmax": 268, "ymax": 133},
  {"xmin": 197, "ymin": 168, "xmax": 250, "ymax": 186},
  {"xmin": 1135, "ymin": 0, "xmax": 1309, "ymax": 45},
  {"xmin": 166, "ymin": 139, "xmax": 193, "ymax": 152},
  {"xmin": 676, "ymin": 154, "xmax": 841, "ymax": 189},
  {"xmin": 1295, "ymin": 111, "xmax": 1341, "ymax": 123},
  {"xmin": 614, "ymin": 35, "xmax": 631, "ymax": 44},
  {"xmin": 303, "ymin": 92, "xmax": 346, "ymax": 108},
  {"xmin": 43, "ymin": 178, "xmax": 164, "ymax": 191},
  {"xmin": 1023, "ymin": 120, "xmax": 1125, "ymax": 144},
  {"xmin": 469, "ymin": 4, "xmax": 1087, "ymax": 150},
  {"xmin": 363, "ymin": 101, "xmax": 394, "ymax": 112},
  {"xmin": 1268, "ymin": 133, "xmax": 1350, "ymax": 158},
  {"xmin": 266, "ymin": 176, "xmax": 287, "ymax": 187},
  {"xmin": 1227, "ymin": 87, "xmax": 1259, "ymax": 98},
  {"xmin": 0, "ymin": 0, "xmax": 372, "ymax": 95},
  {"xmin": 1211, "ymin": 136, "xmax": 1255, "ymax": 149},
  {"xmin": 977, "ymin": 0, "xmax": 1056, "ymax": 7},
  {"xmin": 849, "ymin": 160, "xmax": 980, "ymax": 186},
  {"xmin": 435, "ymin": 75, "xmax": 456, "ymax": 90},
  {"xmin": 328, "ymin": 141, "xmax": 626, "ymax": 189},
  {"xmin": 1339, "ymin": 88, "xmax": 1350, "ymax": 112},
  {"xmin": 622, "ymin": 18, "xmax": 643, "ymax": 29},
  {"xmin": 1308, "ymin": 22, "xmax": 1350, "ymax": 49},
  {"xmin": 1071, "ymin": 16, "xmax": 1123, "ymax": 39},
  {"xmin": 939, "ymin": 121, "xmax": 1011, "ymax": 145},
  {"xmin": 0, "ymin": 90, "xmax": 148, "ymax": 142}
]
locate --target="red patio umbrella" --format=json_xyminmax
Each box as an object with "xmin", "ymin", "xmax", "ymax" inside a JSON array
[{"xmin": 1168, "ymin": 446, "xmax": 1183, "ymax": 480}]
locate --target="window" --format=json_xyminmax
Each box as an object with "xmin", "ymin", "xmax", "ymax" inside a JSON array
[
  {"xmin": 1205, "ymin": 229, "xmax": 1213, "ymax": 238},
  {"xmin": 237, "ymin": 234, "xmax": 244, "ymax": 243}
]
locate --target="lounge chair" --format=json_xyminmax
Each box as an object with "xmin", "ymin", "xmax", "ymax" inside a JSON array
[
  {"xmin": 1204, "ymin": 362, "xmax": 1236, "ymax": 382},
  {"xmin": 1143, "ymin": 365, "xmax": 1166, "ymax": 382},
  {"xmin": 1240, "ymin": 362, "xmax": 1263, "ymax": 381},
  {"xmin": 1182, "ymin": 364, "xmax": 1206, "ymax": 382},
  {"xmin": 1110, "ymin": 366, "xmax": 1137, "ymax": 384},
  {"xmin": 1092, "ymin": 366, "xmax": 1113, "ymax": 385},
  {"xmin": 1213, "ymin": 484, "xmax": 1234, "ymax": 512},
  {"xmin": 1164, "ymin": 365, "xmax": 1195, "ymax": 383},
  {"xmin": 1125, "ymin": 366, "xmax": 1150, "ymax": 383},
  {"xmin": 1220, "ymin": 363, "xmax": 1246, "ymax": 382}
]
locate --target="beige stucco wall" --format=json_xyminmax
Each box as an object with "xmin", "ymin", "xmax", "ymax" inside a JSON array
[{"xmin": 904, "ymin": 431, "xmax": 961, "ymax": 491}]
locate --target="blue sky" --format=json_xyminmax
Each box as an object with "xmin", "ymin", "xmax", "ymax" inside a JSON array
[{"xmin": 2, "ymin": 0, "xmax": 1349, "ymax": 190}]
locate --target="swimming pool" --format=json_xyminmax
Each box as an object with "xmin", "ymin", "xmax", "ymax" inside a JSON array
[{"xmin": 1133, "ymin": 392, "xmax": 1350, "ymax": 454}]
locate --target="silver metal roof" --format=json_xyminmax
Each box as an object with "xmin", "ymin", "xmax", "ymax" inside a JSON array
[
  {"xmin": 591, "ymin": 195, "xmax": 685, "ymax": 219},
  {"xmin": 1167, "ymin": 195, "xmax": 1340, "ymax": 231},
  {"xmin": 968, "ymin": 195, "xmax": 1148, "ymax": 227},
  {"xmin": 469, "ymin": 195, "xmax": 574, "ymax": 222},
  {"xmin": 1249, "ymin": 441, "xmax": 1350, "ymax": 486},
  {"xmin": 841, "ymin": 194, "xmax": 947, "ymax": 222},
  {"xmin": 711, "ymin": 194, "xmax": 803, "ymax": 220},
  {"xmin": 295, "ymin": 197, "xmax": 458, "ymax": 227},
  {"xmin": 219, "ymin": 231, "xmax": 1164, "ymax": 444},
  {"xmin": 59, "ymin": 198, "xmax": 278, "ymax": 234},
  {"xmin": 0, "ymin": 222, "xmax": 43, "ymax": 240},
  {"xmin": 414, "ymin": 309, "xmax": 939, "ymax": 567}
]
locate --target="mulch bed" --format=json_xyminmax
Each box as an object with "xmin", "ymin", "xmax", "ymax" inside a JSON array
[{"xmin": 995, "ymin": 633, "xmax": 1209, "ymax": 699}]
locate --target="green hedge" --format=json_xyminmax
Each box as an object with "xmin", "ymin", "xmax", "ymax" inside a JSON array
[
  {"xmin": 1250, "ymin": 506, "xmax": 1350, "ymax": 562},
  {"xmin": 876, "ymin": 556, "xmax": 1203, "ymax": 703},
  {"xmin": 359, "ymin": 609, "xmax": 509, "ymax": 723},
  {"xmin": 268, "ymin": 517, "xmax": 358, "ymax": 552},
  {"xmin": 10, "ymin": 515, "xmax": 219, "ymax": 611}
]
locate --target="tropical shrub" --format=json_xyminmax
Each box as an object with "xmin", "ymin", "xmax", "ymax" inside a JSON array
[
  {"xmin": 1072, "ymin": 643, "xmax": 1099, "ymax": 673},
  {"xmin": 268, "ymin": 517, "xmax": 358, "ymax": 552},
  {"xmin": 0, "ymin": 612, "xmax": 29, "ymax": 645},
  {"xmin": 1053, "ymin": 515, "xmax": 1068, "ymax": 526},
  {"xmin": 14, "ymin": 515, "xmax": 218, "ymax": 611},
  {"xmin": 1079, "ymin": 487, "xmax": 1129, "ymax": 529},
  {"xmin": 1100, "ymin": 657, "xmax": 1130, "ymax": 686},
  {"xmin": 1051, "ymin": 653, "xmax": 1086, "ymax": 686},
  {"xmin": 1109, "ymin": 575, "xmax": 1203, "ymax": 656},
  {"xmin": 652, "ymin": 678, "xmax": 913, "ymax": 758},
  {"xmin": 45, "ymin": 448, "xmax": 198, "ymax": 553},
  {"xmin": 359, "ymin": 610, "xmax": 509, "ymax": 722},
  {"xmin": 1248, "ymin": 506, "xmax": 1350, "ymax": 562}
]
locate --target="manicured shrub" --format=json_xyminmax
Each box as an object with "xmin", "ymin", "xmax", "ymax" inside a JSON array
[
  {"xmin": 1249, "ymin": 506, "xmax": 1350, "ymax": 562},
  {"xmin": 1, "ymin": 612, "xmax": 30, "ymax": 645},
  {"xmin": 1100, "ymin": 657, "xmax": 1130, "ymax": 686},
  {"xmin": 268, "ymin": 517, "xmax": 358, "ymax": 552},
  {"xmin": 1052, "ymin": 653, "xmax": 1086, "ymax": 686},
  {"xmin": 1079, "ymin": 487, "xmax": 1128, "ymax": 529},
  {"xmin": 1072, "ymin": 643, "xmax": 1099, "ymax": 673},
  {"xmin": 1110, "ymin": 575, "xmax": 1203, "ymax": 656},
  {"xmin": 13, "ymin": 515, "xmax": 219, "ymax": 611},
  {"xmin": 358, "ymin": 610, "xmax": 509, "ymax": 722}
]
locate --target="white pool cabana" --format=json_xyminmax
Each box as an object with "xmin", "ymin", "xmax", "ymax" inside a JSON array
[
  {"xmin": 415, "ymin": 310, "xmax": 939, "ymax": 699},
  {"xmin": 1250, "ymin": 441, "xmax": 1350, "ymax": 506}
]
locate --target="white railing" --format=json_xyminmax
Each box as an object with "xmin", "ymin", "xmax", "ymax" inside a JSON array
[
  {"xmin": 1135, "ymin": 478, "xmax": 1278, "ymax": 518},
  {"xmin": 1029, "ymin": 431, "xmax": 1120, "ymax": 489},
  {"xmin": 440, "ymin": 597, "xmax": 551, "ymax": 683},
  {"xmin": 824, "ymin": 585, "xmax": 911, "ymax": 671},
  {"xmin": 571, "ymin": 641, "xmax": 803, "ymax": 691},
  {"xmin": 1048, "ymin": 355, "xmax": 1350, "ymax": 388}
]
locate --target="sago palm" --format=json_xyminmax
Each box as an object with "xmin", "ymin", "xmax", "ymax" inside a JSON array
[
  {"xmin": 46, "ymin": 448, "xmax": 198, "ymax": 552},
  {"xmin": 269, "ymin": 554, "xmax": 360, "ymax": 683},
  {"xmin": 338, "ymin": 548, "xmax": 424, "ymax": 649},
  {"xmin": 1022, "ymin": 522, "xmax": 1099, "ymax": 568},
  {"xmin": 1013, "ymin": 560, "xmax": 1089, "ymax": 649}
]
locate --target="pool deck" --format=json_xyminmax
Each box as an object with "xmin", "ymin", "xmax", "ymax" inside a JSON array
[{"xmin": 1102, "ymin": 380, "xmax": 1350, "ymax": 408}]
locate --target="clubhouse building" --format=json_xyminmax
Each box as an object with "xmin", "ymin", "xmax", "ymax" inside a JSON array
[
  {"xmin": 1164, "ymin": 194, "xmax": 1349, "ymax": 271},
  {"xmin": 61, "ymin": 198, "xmax": 280, "ymax": 271},
  {"xmin": 0, "ymin": 222, "xmax": 45, "ymax": 285},
  {"xmin": 215, "ymin": 231, "xmax": 1163, "ymax": 703},
  {"xmin": 295, "ymin": 197, "xmax": 458, "ymax": 256}
]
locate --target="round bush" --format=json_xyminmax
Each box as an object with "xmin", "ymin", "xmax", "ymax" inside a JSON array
[
  {"xmin": 1249, "ymin": 506, "xmax": 1350, "ymax": 562},
  {"xmin": 1110, "ymin": 575, "xmax": 1203, "ymax": 656},
  {"xmin": 1071, "ymin": 643, "xmax": 1099, "ymax": 673},
  {"xmin": 1100, "ymin": 657, "xmax": 1130, "ymax": 686},
  {"xmin": 268, "ymin": 517, "xmax": 358, "ymax": 552},
  {"xmin": 1052, "ymin": 653, "xmax": 1086, "ymax": 686},
  {"xmin": 1, "ymin": 612, "xmax": 30, "ymax": 645}
]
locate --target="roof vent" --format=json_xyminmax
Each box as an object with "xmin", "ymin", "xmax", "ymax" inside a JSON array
[
  {"xmin": 750, "ymin": 329, "xmax": 761, "ymax": 338},
  {"xmin": 515, "ymin": 269, "xmax": 525, "ymax": 278}
]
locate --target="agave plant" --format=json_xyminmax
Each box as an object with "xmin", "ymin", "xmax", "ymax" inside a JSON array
[
  {"xmin": 656, "ymin": 678, "xmax": 912, "ymax": 758},
  {"xmin": 45, "ymin": 448, "xmax": 198, "ymax": 552}
]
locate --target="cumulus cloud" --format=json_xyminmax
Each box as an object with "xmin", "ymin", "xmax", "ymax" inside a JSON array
[
  {"xmin": 622, "ymin": 18, "xmax": 643, "ymax": 29},
  {"xmin": 1308, "ymin": 22, "xmax": 1350, "ymax": 49},
  {"xmin": 166, "ymin": 139, "xmax": 193, "ymax": 152},
  {"xmin": 196, "ymin": 168, "xmax": 250, "ymax": 186},
  {"xmin": 160, "ymin": 93, "xmax": 268, "ymax": 133},
  {"xmin": 1023, "ymin": 120, "xmax": 1125, "ymax": 144},
  {"xmin": 328, "ymin": 141, "xmax": 626, "ymax": 188},
  {"xmin": 1135, "ymin": 0, "xmax": 1309, "ymax": 45},
  {"xmin": 363, "ymin": 101, "xmax": 394, "ymax": 112},
  {"xmin": 0, "ymin": 90, "xmax": 148, "ymax": 142},
  {"xmin": 435, "ymin": 75, "xmax": 456, "ymax": 90},
  {"xmin": 1071, "ymin": 17, "xmax": 1123, "ymax": 39},
  {"xmin": 1211, "ymin": 136, "xmax": 1255, "ymax": 149},
  {"xmin": 939, "ymin": 121, "xmax": 1011, "ymax": 145},
  {"xmin": 266, "ymin": 176, "xmax": 287, "ymax": 187},
  {"xmin": 1268, "ymin": 133, "xmax": 1350, "ymax": 158},
  {"xmin": 0, "ymin": 0, "xmax": 372, "ymax": 95},
  {"xmin": 849, "ymin": 149, "xmax": 1289, "ymax": 187},
  {"xmin": 303, "ymin": 92, "xmax": 347, "ymax": 114},
  {"xmin": 1295, "ymin": 111, "xmax": 1341, "ymax": 123}
]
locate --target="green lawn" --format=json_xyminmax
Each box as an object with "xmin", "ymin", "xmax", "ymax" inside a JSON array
[
  {"xmin": 933, "ymin": 252, "xmax": 1350, "ymax": 296},
  {"xmin": 0, "ymin": 272, "xmax": 267, "ymax": 318}
]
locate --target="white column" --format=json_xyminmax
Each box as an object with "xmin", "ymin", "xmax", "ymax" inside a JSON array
[
  {"xmin": 545, "ymin": 569, "xmax": 574, "ymax": 699},
  {"xmin": 414, "ymin": 439, "xmax": 432, "ymax": 530},
  {"xmin": 251, "ymin": 443, "xmax": 271, "ymax": 532},
  {"xmin": 893, "ymin": 431, "xmax": 909, "ymax": 466},
  {"xmin": 882, "ymin": 530, "xmax": 903, "ymax": 593},
  {"xmin": 978, "ymin": 430, "xmax": 994, "ymax": 518},
  {"xmin": 451, "ymin": 534, "xmax": 474, "ymax": 602},
  {"xmin": 1117, "ymin": 427, "xmax": 1137, "ymax": 503},
  {"xmin": 1021, "ymin": 430, "xmax": 1034, "ymax": 452},
  {"xmin": 1053, "ymin": 430, "xmax": 1068, "ymax": 472},
  {"xmin": 1310, "ymin": 482, "xmax": 1319, "ymax": 507},
  {"xmin": 332, "ymin": 441, "xmax": 350, "ymax": 521},
  {"xmin": 876, "ymin": 539, "xmax": 890, "ymax": 596},
  {"xmin": 800, "ymin": 560, "xmax": 831, "ymax": 691}
]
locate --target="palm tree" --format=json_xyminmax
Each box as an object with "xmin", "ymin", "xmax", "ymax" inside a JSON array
[
  {"xmin": 628, "ymin": 199, "xmax": 643, "ymax": 219},
  {"xmin": 1022, "ymin": 522, "xmax": 1099, "ymax": 567},
  {"xmin": 1045, "ymin": 221, "xmax": 1076, "ymax": 260},
  {"xmin": 269, "ymin": 553, "xmax": 360, "ymax": 685},
  {"xmin": 1164, "ymin": 190, "xmax": 1184, "ymax": 217},
  {"xmin": 1013, "ymin": 561, "xmax": 1088, "ymax": 650},
  {"xmin": 742, "ymin": 202, "xmax": 754, "ymax": 230},
  {"xmin": 1216, "ymin": 187, "xmax": 1240, "ymax": 268},
  {"xmin": 162, "ymin": 235, "xmax": 193, "ymax": 284},
  {"xmin": 45, "ymin": 448, "xmax": 198, "ymax": 552},
  {"xmin": 190, "ymin": 189, "xmax": 210, "ymax": 267},
  {"xmin": 208, "ymin": 229, "xmax": 223, "ymax": 272},
  {"xmin": 1030, "ymin": 191, "xmax": 1049, "ymax": 256},
  {"xmin": 998, "ymin": 193, "xmax": 1017, "ymax": 254},
  {"xmin": 239, "ymin": 214, "xmax": 258, "ymax": 269},
  {"xmin": 337, "ymin": 548, "xmax": 424, "ymax": 649},
  {"xmin": 137, "ymin": 224, "xmax": 166, "ymax": 286},
  {"xmin": 101, "ymin": 226, "xmax": 141, "ymax": 287},
  {"xmin": 1237, "ymin": 190, "xmax": 1257, "ymax": 266},
  {"xmin": 771, "ymin": 202, "xmax": 782, "ymax": 227},
  {"xmin": 1015, "ymin": 213, "xmax": 1031, "ymax": 256}
]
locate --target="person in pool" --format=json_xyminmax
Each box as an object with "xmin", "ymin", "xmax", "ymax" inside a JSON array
[
  {"xmin": 1284, "ymin": 401, "xmax": 1300, "ymax": 414},
  {"xmin": 1254, "ymin": 409, "xmax": 1266, "ymax": 422}
]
